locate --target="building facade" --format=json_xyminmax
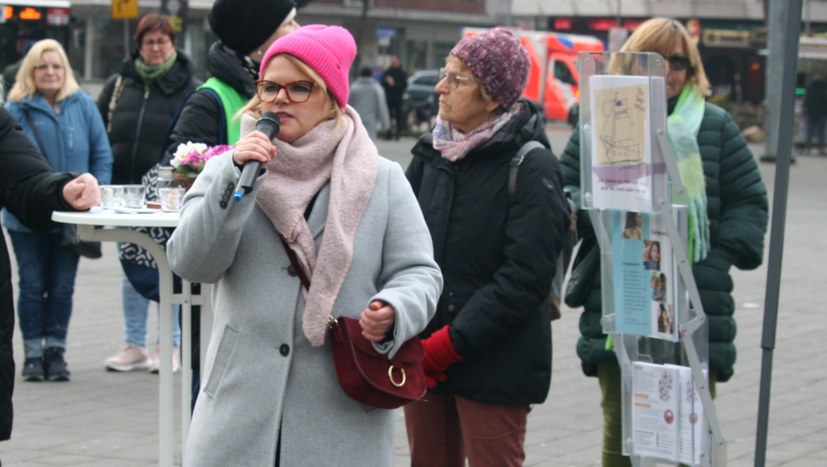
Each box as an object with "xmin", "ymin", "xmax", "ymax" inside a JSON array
[{"xmin": 3, "ymin": 0, "xmax": 826, "ymax": 105}]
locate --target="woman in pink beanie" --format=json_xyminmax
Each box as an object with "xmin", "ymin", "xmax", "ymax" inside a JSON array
[
  {"xmin": 404, "ymin": 27, "xmax": 571, "ymax": 466},
  {"xmin": 167, "ymin": 24, "xmax": 442, "ymax": 466}
]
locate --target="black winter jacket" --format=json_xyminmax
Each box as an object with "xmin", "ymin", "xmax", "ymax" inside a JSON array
[
  {"xmin": 0, "ymin": 108, "xmax": 78, "ymax": 440},
  {"xmin": 561, "ymin": 101, "xmax": 768, "ymax": 383},
  {"xmin": 97, "ymin": 50, "xmax": 200, "ymax": 184},
  {"xmin": 406, "ymin": 101, "xmax": 570, "ymax": 404},
  {"xmin": 162, "ymin": 42, "xmax": 256, "ymax": 163}
]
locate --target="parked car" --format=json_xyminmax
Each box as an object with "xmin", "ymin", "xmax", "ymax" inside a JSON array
[{"xmin": 403, "ymin": 69, "xmax": 440, "ymax": 129}]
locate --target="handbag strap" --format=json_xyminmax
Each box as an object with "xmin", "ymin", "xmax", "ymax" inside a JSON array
[
  {"xmin": 106, "ymin": 74, "xmax": 125, "ymax": 134},
  {"xmin": 280, "ymin": 236, "xmax": 310, "ymax": 291}
]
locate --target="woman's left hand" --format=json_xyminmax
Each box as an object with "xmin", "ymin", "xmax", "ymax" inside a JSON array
[{"xmin": 359, "ymin": 300, "xmax": 396, "ymax": 342}]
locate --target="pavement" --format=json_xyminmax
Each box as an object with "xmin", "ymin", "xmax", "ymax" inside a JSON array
[{"xmin": 0, "ymin": 123, "xmax": 825, "ymax": 466}]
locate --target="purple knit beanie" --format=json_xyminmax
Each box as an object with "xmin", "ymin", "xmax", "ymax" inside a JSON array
[
  {"xmin": 450, "ymin": 27, "xmax": 529, "ymax": 109},
  {"xmin": 259, "ymin": 25, "xmax": 356, "ymax": 109}
]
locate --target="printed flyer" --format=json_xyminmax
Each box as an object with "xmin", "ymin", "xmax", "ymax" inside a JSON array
[
  {"xmin": 610, "ymin": 211, "xmax": 679, "ymax": 341},
  {"xmin": 587, "ymin": 75, "xmax": 667, "ymax": 213},
  {"xmin": 631, "ymin": 361, "xmax": 680, "ymax": 460},
  {"xmin": 631, "ymin": 362, "xmax": 707, "ymax": 464}
]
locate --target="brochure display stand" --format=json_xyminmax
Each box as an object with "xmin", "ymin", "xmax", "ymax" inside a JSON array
[{"xmin": 577, "ymin": 52, "xmax": 726, "ymax": 466}]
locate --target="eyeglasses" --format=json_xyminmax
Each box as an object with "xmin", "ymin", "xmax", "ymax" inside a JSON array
[
  {"xmin": 34, "ymin": 63, "xmax": 64, "ymax": 72},
  {"xmin": 668, "ymin": 55, "xmax": 692, "ymax": 72},
  {"xmin": 438, "ymin": 68, "xmax": 475, "ymax": 90},
  {"xmin": 255, "ymin": 80, "xmax": 316, "ymax": 103},
  {"xmin": 142, "ymin": 38, "xmax": 172, "ymax": 48}
]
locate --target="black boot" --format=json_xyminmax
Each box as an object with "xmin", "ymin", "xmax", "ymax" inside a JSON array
[
  {"xmin": 21, "ymin": 357, "xmax": 45, "ymax": 382},
  {"xmin": 44, "ymin": 347, "xmax": 70, "ymax": 381}
]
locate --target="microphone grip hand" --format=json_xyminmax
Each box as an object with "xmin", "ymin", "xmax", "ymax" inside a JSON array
[{"xmin": 233, "ymin": 112, "xmax": 280, "ymax": 201}]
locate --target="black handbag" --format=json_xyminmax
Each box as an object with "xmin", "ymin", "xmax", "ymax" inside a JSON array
[
  {"xmin": 60, "ymin": 224, "xmax": 102, "ymax": 259},
  {"xmin": 23, "ymin": 109, "xmax": 102, "ymax": 259}
]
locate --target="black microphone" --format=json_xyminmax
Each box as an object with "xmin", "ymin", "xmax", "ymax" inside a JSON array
[{"xmin": 233, "ymin": 112, "xmax": 280, "ymax": 201}]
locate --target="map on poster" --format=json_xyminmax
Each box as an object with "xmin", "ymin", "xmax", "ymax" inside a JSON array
[{"xmin": 588, "ymin": 75, "xmax": 667, "ymax": 213}]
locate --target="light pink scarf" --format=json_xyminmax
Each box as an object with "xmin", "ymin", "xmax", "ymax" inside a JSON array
[{"xmin": 241, "ymin": 108, "xmax": 378, "ymax": 346}]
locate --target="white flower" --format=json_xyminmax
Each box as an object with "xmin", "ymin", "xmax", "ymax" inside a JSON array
[{"xmin": 171, "ymin": 142, "xmax": 208, "ymax": 169}]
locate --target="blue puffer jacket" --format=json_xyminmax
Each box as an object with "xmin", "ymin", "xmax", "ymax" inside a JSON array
[
  {"xmin": 3, "ymin": 91, "xmax": 112, "ymax": 232},
  {"xmin": 560, "ymin": 101, "xmax": 768, "ymax": 382}
]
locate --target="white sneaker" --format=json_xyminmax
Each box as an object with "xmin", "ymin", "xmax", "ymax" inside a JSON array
[
  {"xmin": 105, "ymin": 345, "xmax": 151, "ymax": 372},
  {"xmin": 149, "ymin": 347, "xmax": 181, "ymax": 374}
]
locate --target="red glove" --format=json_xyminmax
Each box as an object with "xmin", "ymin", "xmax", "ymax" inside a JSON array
[
  {"xmin": 424, "ymin": 371, "xmax": 448, "ymax": 390},
  {"xmin": 422, "ymin": 325, "xmax": 464, "ymax": 375}
]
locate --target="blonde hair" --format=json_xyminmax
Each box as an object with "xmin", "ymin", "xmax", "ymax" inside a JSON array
[
  {"xmin": 7, "ymin": 39, "xmax": 80, "ymax": 103},
  {"xmin": 620, "ymin": 17, "xmax": 710, "ymax": 95},
  {"xmin": 237, "ymin": 54, "xmax": 341, "ymax": 122}
]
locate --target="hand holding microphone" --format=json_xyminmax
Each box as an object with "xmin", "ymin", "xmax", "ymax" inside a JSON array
[{"xmin": 233, "ymin": 112, "xmax": 280, "ymax": 201}]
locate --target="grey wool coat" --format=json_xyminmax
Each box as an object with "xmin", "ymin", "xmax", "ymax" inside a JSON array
[{"xmin": 167, "ymin": 154, "xmax": 442, "ymax": 466}]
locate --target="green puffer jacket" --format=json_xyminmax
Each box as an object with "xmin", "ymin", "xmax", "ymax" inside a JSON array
[{"xmin": 560, "ymin": 102, "xmax": 768, "ymax": 382}]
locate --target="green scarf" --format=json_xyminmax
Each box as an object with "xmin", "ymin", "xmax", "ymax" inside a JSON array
[
  {"xmin": 133, "ymin": 51, "xmax": 177, "ymax": 86},
  {"xmin": 667, "ymin": 86, "xmax": 709, "ymax": 263}
]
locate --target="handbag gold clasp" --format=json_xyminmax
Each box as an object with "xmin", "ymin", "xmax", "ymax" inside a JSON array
[{"xmin": 388, "ymin": 365, "xmax": 406, "ymax": 387}]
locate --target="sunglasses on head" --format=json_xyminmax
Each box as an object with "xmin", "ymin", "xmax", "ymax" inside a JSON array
[{"xmin": 668, "ymin": 55, "xmax": 692, "ymax": 72}]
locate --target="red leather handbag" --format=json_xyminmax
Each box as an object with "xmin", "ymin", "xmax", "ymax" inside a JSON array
[
  {"xmin": 328, "ymin": 316, "xmax": 427, "ymax": 409},
  {"xmin": 281, "ymin": 237, "xmax": 427, "ymax": 409}
]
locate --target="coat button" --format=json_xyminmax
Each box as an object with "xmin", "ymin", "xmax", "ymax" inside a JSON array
[
  {"xmin": 447, "ymin": 304, "xmax": 456, "ymax": 312},
  {"xmin": 279, "ymin": 344, "xmax": 290, "ymax": 356},
  {"xmin": 287, "ymin": 265, "xmax": 298, "ymax": 276}
]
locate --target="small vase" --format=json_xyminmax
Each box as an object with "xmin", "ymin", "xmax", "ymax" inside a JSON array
[{"xmin": 173, "ymin": 172, "xmax": 195, "ymax": 190}]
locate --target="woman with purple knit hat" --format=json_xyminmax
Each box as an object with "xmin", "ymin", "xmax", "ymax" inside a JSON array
[
  {"xmin": 167, "ymin": 25, "xmax": 442, "ymax": 466},
  {"xmin": 404, "ymin": 27, "xmax": 571, "ymax": 466}
]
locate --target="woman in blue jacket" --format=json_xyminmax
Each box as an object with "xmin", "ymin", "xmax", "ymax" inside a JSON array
[{"xmin": 4, "ymin": 39, "xmax": 112, "ymax": 382}]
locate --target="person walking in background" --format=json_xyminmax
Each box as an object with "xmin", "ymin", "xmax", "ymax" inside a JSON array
[
  {"xmin": 167, "ymin": 25, "xmax": 442, "ymax": 466},
  {"xmin": 404, "ymin": 28, "xmax": 569, "ymax": 467},
  {"xmin": 560, "ymin": 18, "xmax": 768, "ymax": 466},
  {"xmin": 349, "ymin": 66, "xmax": 390, "ymax": 141},
  {"xmin": 4, "ymin": 39, "xmax": 112, "ymax": 382},
  {"xmin": 803, "ymin": 71, "xmax": 827, "ymax": 156},
  {"xmin": 380, "ymin": 55, "xmax": 407, "ymax": 140},
  {"xmin": 162, "ymin": 0, "xmax": 298, "ymax": 405},
  {"xmin": 0, "ymin": 106, "xmax": 101, "ymax": 439},
  {"xmin": 97, "ymin": 12, "xmax": 199, "ymax": 374}
]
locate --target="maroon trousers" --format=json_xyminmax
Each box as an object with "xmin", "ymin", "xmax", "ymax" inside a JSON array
[{"xmin": 404, "ymin": 393, "xmax": 530, "ymax": 467}]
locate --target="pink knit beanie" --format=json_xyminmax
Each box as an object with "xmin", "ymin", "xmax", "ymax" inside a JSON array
[
  {"xmin": 259, "ymin": 24, "xmax": 356, "ymax": 109},
  {"xmin": 450, "ymin": 27, "xmax": 529, "ymax": 109}
]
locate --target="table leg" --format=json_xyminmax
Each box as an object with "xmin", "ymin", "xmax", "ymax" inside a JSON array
[{"xmin": 77, "ymin": 226, "xmax": 176, "ymax": 467}]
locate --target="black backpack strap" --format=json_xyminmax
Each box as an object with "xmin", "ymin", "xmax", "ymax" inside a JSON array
[
  {"xmin": 158, "ymin": 87, "xmax": 226, "ymax": 164},
  {"xmin": 508, "ymin": 140, "xmax": 546, "ymax": 198}
]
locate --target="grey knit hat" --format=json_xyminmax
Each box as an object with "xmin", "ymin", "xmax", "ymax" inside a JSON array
[
  {"xmin": 209, "ymin": 0, "xmax": 296, "ymax": 56},
  {"xmin": 450, "ymin": 27, "xmax": 529, "ymax": 108}
]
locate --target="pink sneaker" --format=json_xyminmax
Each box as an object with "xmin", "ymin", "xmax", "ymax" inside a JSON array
[
  {"xmin": 105, "ymin": 344, "xmax": 151, "ymax": 372},
  {"xmin": 149, "ymin": 347, "xmax": 181, "ymax": 374}
]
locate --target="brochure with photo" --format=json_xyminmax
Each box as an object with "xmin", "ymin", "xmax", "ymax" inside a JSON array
[{"xmin": 608, "ymin": 210, "xmax": 680, "ymax": 341}]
